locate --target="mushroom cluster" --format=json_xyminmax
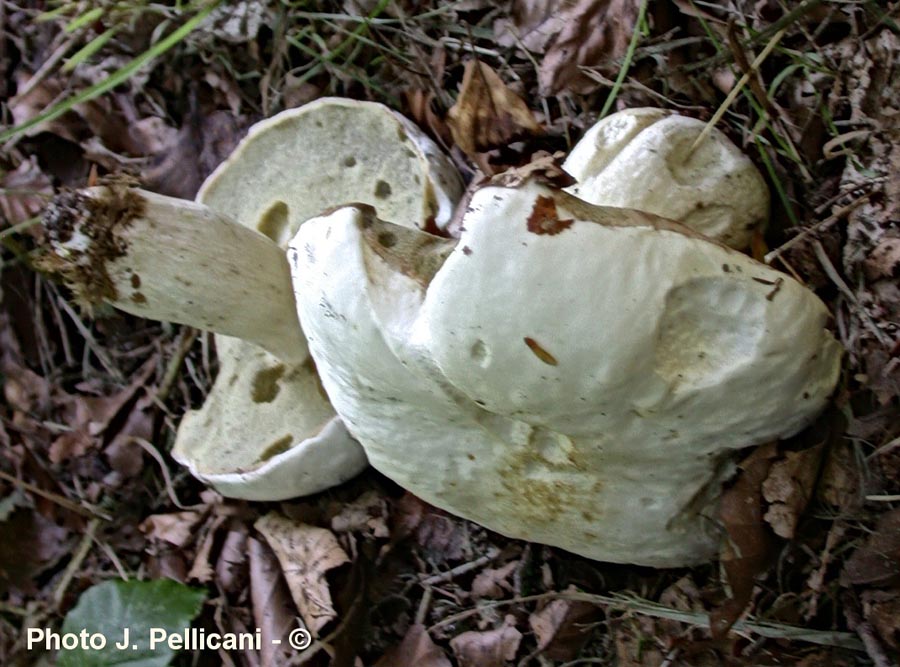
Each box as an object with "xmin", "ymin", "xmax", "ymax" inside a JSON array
[{"xmin": 44, "ymin": 100, "xmax": 841, "ymax": 566}]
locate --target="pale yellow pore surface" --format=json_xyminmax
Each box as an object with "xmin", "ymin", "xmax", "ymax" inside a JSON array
[{"xmin": 172, "ymin": 99, "xmax": 462, "ymax": 500}]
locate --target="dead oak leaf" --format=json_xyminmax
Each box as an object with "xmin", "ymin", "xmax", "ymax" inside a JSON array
[
  {"xmin": 842, "ymin": 508, "xmax": 900, "ymax": 587},
  {"xmin": 450, "ymin": 614, "xmax": 522, "ymax": 667},
  {"xmin": 255, "ymin": 513, "xmax": 349, "ymax": 634},
  {"xmin": 538, "ymin": 0, "xmax": 640, "ymax": 96},
  {"xmin": 447, "ymin": 60, "xmax": 542, "ymax": 161},
  {"xmin": 375, "ymin": 624, "xmax": 452, "ymax": 667}
]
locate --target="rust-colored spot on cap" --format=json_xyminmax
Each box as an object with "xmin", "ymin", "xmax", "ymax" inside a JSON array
[{"xmin": 526, "ymin": 195, "xmax": 573, "ymax": 235}]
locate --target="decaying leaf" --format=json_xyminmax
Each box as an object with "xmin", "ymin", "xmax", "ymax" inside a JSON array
[
  {"xmin": 471, "ymin": 561, "xmax": 518, "ymax": 599},
  {"xmin": 330, "ymin": 490, "xmax": 390, "ymax": 538},
  {"xmin": 249, "ymin": 537, "xmax": 295, "ymax": 667},
  {"xmin": 450, "ymin": 614, "xmax": 522, "ymax": 667},
  {"xmin": 255, "ymin": 513, "xmax": 350, "ymax": 634},
  {"xmin": 0, "ymin": 503, "xmax": 71, "ymax": 595},
  {"xmin": 447, "ymin": 60, "xmax": 542, "ymax": 161},
  {"xmin": 489, "ymin": 150, "xmax": 575, "ymax": 188},
  {"xmin": 375, "ymin": 624, "xmax": 453, "ymax": 667},
  {"xmin": 529, "ymin": 595, "xmax": 601, "ymax": 661},
  {"xmin": 537, "ymin": 0, "xmax": 640, "ymax": 95},
  {"xmin": 0, "ymin": 156, "xmax": 52, "ymax": 226},
  {"xmin": 862, "ymin": 589, "xmax": 900, "ymax": 649},
  {"xmin": 140, "ymin": 511, "xmax": 204, "ymax": 548},
  {"xmin": 762, "ymin": 445, "xmax": 825, "ymax": 538},
  {"xmin": 842, "ymin": 508, "xmax": 900, "ymax": 587},
  {"xmin": 712, "ymin": 442, "xmax": 780, "ymax": 636}
]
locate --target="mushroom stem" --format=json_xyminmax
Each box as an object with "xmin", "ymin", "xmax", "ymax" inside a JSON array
[{"xmin": 42, "ymin": 185, "xmax": 307, "ymax": 364}]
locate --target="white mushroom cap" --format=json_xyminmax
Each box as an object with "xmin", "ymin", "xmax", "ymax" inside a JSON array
[
  {"xmin": 171, "ymin": 98, "xmax": 463, "ymax": 499},
  {"xmin": 171, "ymin": 337, "xmax": 362, "ymax": 501},
  {"xmin": 289, "ymin": 181, "xmax": 840, "ymax": 566},
  {"xmin": 199, "ymin": 96, "xmax": 463, "ymax": 243},
  {"xmin": 563, "ymin": 108, "xmax": 769, "ymax": 249}
]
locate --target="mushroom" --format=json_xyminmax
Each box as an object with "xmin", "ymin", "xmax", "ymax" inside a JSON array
[
  {"xmin": 43, "ymin": 98, "xmax": 463, "ymax": 500},
  {"xmin": 288, "ymin": 180, "xmax": 841, "ymax": 566},
  {"xmin": 563, "ymin": 108, "xmax": 769, "ymax": 249}
]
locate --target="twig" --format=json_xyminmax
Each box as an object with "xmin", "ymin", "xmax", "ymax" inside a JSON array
[
  {"xmin": 52, "ymin": 518, "xmax": 99, "ymax": 609},
  {"xmin": 419, "ymin": 549, "xmax": 498, "ymax": 586},
  {"xmin": 415, "ymin": 586, "xmax": 433, "ymax": 626},
  {"xmin": 429, "ymin": 590, "xmax": 864, "ymax": 651},
  {"xmin": 811, "ymin": 240, "xmax": 890, "ymax": 346},
  {"xmin": 687, "ymin": 27, "xmax": 787, "ymax": 157},
  {"xmin": 0, "ymin": 469, "xmax": 110, "ymax": 520},
  {"xmin": 765, "ymin": 193, "xmax": 872, "ymax": 263},
  {"xmin": 131, "ymin": 437, "xmax": 191, "ymax": 510}
]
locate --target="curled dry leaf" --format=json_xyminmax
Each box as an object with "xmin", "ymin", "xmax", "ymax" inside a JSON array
[
  {"xmin": 537, "ymin": 0, "xmax": 640, "ymax": 95},
  {"xmin": 450, "ymin": 614, "xmax": 522, "ymax": 667},
  {"xmin": 140, "ymin": 511, "xmax": 204, "ymax": 548},
  {"xmin": 0, "ymin": 505, "xmax": 71, "ymax": 596},
  {"xmin": 471, "ymin": 561, "xmax": 518, "ymax": 599},
  {"xmin": 255, "ymin": 513, "xmax": 350, "ymax": 634},
  {"xmin": 712, "ymin": 442, "xmax": 780, "ymax": 637},
  {"xmin": 375, "ymin": 623, "xmax": 452, "ymax": 667},
  {"xmin": 529, "ymin": 595, "xmax": 601, "ymax": 661},
  {"xmin": 249, "ymin": 537, "xmax": 295, "ymax": 667},
  {"xmin": 762, "ymin": 445, "xmax": 825, "ymax": 539},
  {"xmin": 447, "ymin": 60, "xmax": 542, "ymax": 162}
]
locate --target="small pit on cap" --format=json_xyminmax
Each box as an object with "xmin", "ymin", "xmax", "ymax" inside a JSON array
[{"xmin": 257, "ymin": 200, "xmax": 290, "ymax": 246}]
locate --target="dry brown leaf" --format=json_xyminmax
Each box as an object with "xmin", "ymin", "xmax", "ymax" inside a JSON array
[
  {"xmin": 140, "ymin": 511, "xmax": 204, "ymax": 548},
  {"xmin": 538, "ymin": 0, "xmax": 640, "ymax": 95},
  {"xmin": 249, "ymin": 537, "xmax": 295, "ymax": 667},
  {"xmin": 762, "ymin": 445, "xmax": 824, "ymax": 538},
  {"xmin": 613, "ymin": 616, "xmax": 666, "ymax": 667},
  {"xmin": 529, "ymin": 595, "xmax": 601, "ymax": 661},
  {"xmin": 450, "ymin": 614, "xmax": 522, "ymax": 667},
  {"xmin": 862, "ymin": 589, "xmax": 900, "ymax": 649},
  {"xmin": 447, "ymin": 60, "xmax": 541, "ymax": 161},
  {"xmin": 489, "ymin": 150, "xmax": 575, "ymax": 189},
  {"xmin": 494, "ymin": 0, "xmax": 573, "ymax": 53},
  {"xmin": 817, "ymin": 440, "xmax": 861, "ymax": 510},
  {"xmin": 842, "ymin": 508, "xmax": 900, "ymax": 587},
  {"xmin": 375, "ymin": 624, "xmax": 452, "ymax": 667},
  {"xmin": 330, "ymin": 490, "xmax": 389, "ymax": 538},
  {"xmin": 471, "ymin": 561, "xmax": 518, "ymax": 599},
  {"xmin": 712, "ymin": 442, "xmax": 780, "ymax": 637},
  {"xmin": 255, "ymin": 513, "xmax": 349, "ymax": 634},
  {"xmin": 0, "ymin": 157, "xmax": 52, "ymax": 227},
  {"xmin": 0, "ymin": 504, "xmax": 71, "ymax": 596}
]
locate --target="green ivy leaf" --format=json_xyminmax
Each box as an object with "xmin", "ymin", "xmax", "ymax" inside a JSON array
[{"xmin": 57, "ymin": 578, "xmax": 206, "ymax": 667}]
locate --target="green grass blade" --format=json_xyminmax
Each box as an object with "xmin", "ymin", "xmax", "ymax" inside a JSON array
[
  {"xmin": 0, "ymin": 1, "xmax": 220, "ymax": 144},
  {"xmin": 62, "ymin": 26, "xmax": 120, "ymax": 73},
  {"xmin": 598, "ymin": 0, "xmax": 649, "ymax": 119}
]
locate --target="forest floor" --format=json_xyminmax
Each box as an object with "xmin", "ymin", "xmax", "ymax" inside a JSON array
[{"xmin": 1, "ymin": 1, "xmax": 899, "ymax": 666}]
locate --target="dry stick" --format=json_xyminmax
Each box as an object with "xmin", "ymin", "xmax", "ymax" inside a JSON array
[
  {"xmin": 765, "ymin": 192, "xmax": 873, "ymax": 263},
  {"xmin": 0, "ymin": 469, "xmax": 110, "ymax": 520},
  {"xmin": 687, "ymin": 27, "xmax": 788, "ymax": 157},
  {"xmin": 419, "ymin": 549, "xmax": 499, "ymax": 586},
  {"xmin": 811, "ymin": 240, "xmax": 890, "ymax": 347},
  {"xmin": 429, "ymin": 590, "xmax": 864, "ymax": 651},
  {"xmin": 52, "ymin": 518, "xmax": 99, "ymax": 609}
]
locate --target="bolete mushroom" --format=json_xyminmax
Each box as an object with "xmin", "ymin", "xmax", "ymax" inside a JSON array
[
  {"xmin": 288, "ymin": 180, "xmax": 841, "ymax": 567},
  {"xmin": 563, "ymin": 108, "xmax": 769, "ymax": 249},
  {"xmin": 43, "ymin": 98, "xmax": 463, "ymax": 500}
]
